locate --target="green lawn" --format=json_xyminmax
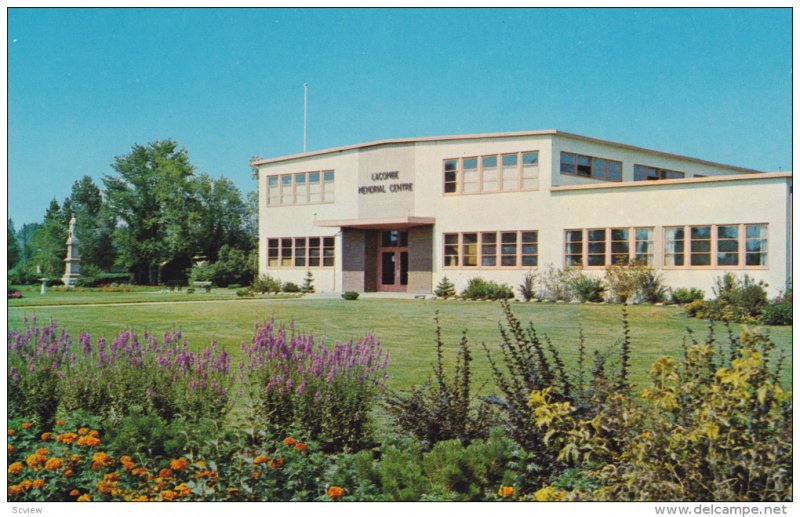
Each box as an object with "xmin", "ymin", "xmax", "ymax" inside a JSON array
[{"xmin": 7, "ymin": 294, "xmax": 792, "ymax": 391}]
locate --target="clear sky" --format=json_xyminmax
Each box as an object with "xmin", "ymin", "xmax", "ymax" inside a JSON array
[{"xmin": 7, "ymin": 7, "xmax": 792, "ymax": 227}]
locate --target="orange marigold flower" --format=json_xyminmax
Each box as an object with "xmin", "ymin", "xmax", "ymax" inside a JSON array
[
  {"xmin": 497, "ymin": 485, "xmax": 515, "ymax": 498},
  {"xmin": 8, "ymin": 462, "xmax": 24, "ymax": 475},
  {"xmin": 56, "ymin": 420, "xmax": 65, "ymax": 426},
  {"xmin": 120, "ymin": 455, "xmax": 133, "ymax": 464},
  {"xmin": 77, "ymin": 493, "xmax": 91, "ymax": 502},
  {"xmin": 131, "ymin": 467, "xmax": 147, "ymax": 477},
  {"xmin": 132, "ymin": 496, "xmax": 149, "ymax": 502},
  {"xmin": 22, "ymin": 423, "xmax": 32, "ymax": 429},
  {"xmin": 41, "ymin": 432, "xmax": 52, "ymax": 441},
  {"xmin": 45, "ymin": 457, "xmax": 64, "ymax": 471},
  {"xmin": 327, "ymin": 485, "xmax": 345, "ymax": 499},
  {"xmin": 104, "ymin": 472, "xmax": 121, "ymax": 482},
  {"xmin": 122, "ymin": 461, "xmax": 135, "ymax": 471},
  {"xmin": 19, "ymin": 480, "xmax": 33, "ymax": 491},
  {"xmin": 268, "ymin": 457, "xmax": 285, "ymax": 469},
  {"xmin": 250, "ymin": 470, "xmax": 260, "ymax": 479},
  {"xmin": 8, "ymin": 444, "xmax": 14, "ymax": 454},
  {"xmin": 92, "ymin": 452, "xmax": 112, "ymax": 464},
  {"xmin": 32, "ymin": 479, "xmax": 44, "ymax": 489},
  {"xmin": 69, "ymin": 454, "xmax": 81, "ymax": 463},
  {"xmin": 158, "ymin": 468, "xmax": 173, "ymax": 479},
  {"xmin": 97, "ymin": 480, "xmax": 118, "ymax": 495},
  {"xmin": 253, "ymin": 455, "xmax": 269, "ymax": 465},
  {"xmin": 69, "ymin": 489, "xmax": 80, "ymax": 497},
  {"xmin": 78, "ymin": 427, "xmax": 89, "ymax": 436},
  {"xmin": 175, "ymin": 483, "xmax": 190, "ymax": 497},
  {"xmin": 63, "ymin": 469, "xmax": 73, "ymax": 478},
  {"xmin": 35, "ymin": 448, "xmax": 48, "ymax": 457},
  {"xmin": 294, "ymin": 442, "xmax": 308, "ymax": 453},
  {"xmin": 77, "ymin": 435, "xmax": 101, "ymax": 447},
  {"xmin": 7, "ymin": 429, "xmax": 16, "ymax": 436},
  {"xmin": 161, "ymin": 490, "xmax": 177, "ymax": 501},
  {"xmin": 89, "ymin": 430, "xmax": 100, "ymax": 438},
  {"xmin": 8, "ymin": 485, "xmax": 22, "ymax": 496},
  {"xmin": 282, "ymin": 437, "xmax": 296, "ymax": 446},
  {"xmin": 57, "ymin": 433, "xmax": 78, "ymax": 444},
  {"xmin": 170, "ymin": 457, "xmax": 189, "ymax": 471},
  {"xmin": 26, "ymin": 454, "xmax": 43, "ymax": 469}
]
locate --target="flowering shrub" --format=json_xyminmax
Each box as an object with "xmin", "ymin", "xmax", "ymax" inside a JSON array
[{"xmin": 241, "ymin": 320, "xmax": 388, "ymax": 452}]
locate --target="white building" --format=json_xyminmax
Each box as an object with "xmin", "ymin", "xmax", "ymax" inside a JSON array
[{"xmin": 252, "ymin": 130, "xmax": 792, "ymax": 298}]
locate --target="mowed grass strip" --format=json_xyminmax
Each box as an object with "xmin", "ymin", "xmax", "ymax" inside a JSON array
[{"xmin": 7, "ymin": 297, "xmax": 792, "ymax": 391}]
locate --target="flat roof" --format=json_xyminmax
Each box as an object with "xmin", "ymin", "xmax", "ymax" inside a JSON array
[
  {"xmin": 314, "ymin": 216, "xmax": 435, "ymax": 230},
  {"xmin": 250, "ymin": 129, "xmax": 763, "ymax": 175},
  {"xmin": 550, "ymin": 172, "xmax": 792, "ymax": 193}
]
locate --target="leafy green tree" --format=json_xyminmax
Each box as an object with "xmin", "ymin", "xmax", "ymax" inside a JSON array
[
  {"xmin": 7, "ymin": 219, "xmax": 21, "ymax": 270},
  {"xmin": 103, "ymin": 140, "xmax": 196, "ymax": 284},
  {"xmin": 191, "ymin": 174, "xmax": 251, "ymax": 260},
  {"xmin": 31, "ymin": 199, "xmax": 69, "ymax": 277},
  {"xmin": 64, "ymin": 176, "xmax": 116, "ymax": 270},
  {"xmin": 17, "ymin": 222, "xmax": 41, "ymax": 265}
]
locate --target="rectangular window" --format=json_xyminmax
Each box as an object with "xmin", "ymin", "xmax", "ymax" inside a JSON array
[
  {"xmin": 462, "ymin": 233, "xmax": 478, "ymax": 267},
  {"xmin": 280, "ymin": 238, "xmax": 293, "ymax": 267},
  {"xmin": 444, "ymin": 159, "xmax": 459, "ymax": 193},
  {"xmin": 294, "ymin": 238, "xmax": 307, "ymax": 267},
  {"xmin": 295, "ymin": 173, "xmax": 307, "ymax": 203},
  {"xmin": 716, "ymin": 225, "xmax": 739, "ymax": 266},
  {"xmin": 322, "ymin": 171, "xmax": 334, "ymax": 202},
  {"xmin": 463, "ymin": 158, "xmax": 479, "ymax": 193},
  {"xmin": 634, "ymin": 228, "xmax": 654, "ymax": 265},
  {"xmin": 501, "ymin": 232, "xmax": 518, "ymax": 267},
  {"xmin": 521, "ymin": 152, "xmax": 539, "ymax": 189},
  {"xmin": 565, "ymin": 230, "xmax": 583, "ymax": 267},
  {"xmin": 561, "ymin": 152, "xmax": 622, "ymax": 182},
  {"xmin": 690, "ymin": 226, "xmax": 712, "ymax": 266},
  {"xmin": 501, "ymin": 154, "xmax": 518, "ymax": 190},
  {"xmin": 267, "ymin": 176, "xmax": 279, "ymax": 206},
  {"xmin": 610, "ymin": 228, "xmax": 630, "ymax": 265},
  {"xmin": 521, "ymin": 231, "xmax": 538, "ymax": 267},
  {"xmin": 280, "ymin": 175, "xmax": 293, "ymax": 205},
  {"xmin": 634, "ymin": 164, "xmax": 685, "ymax": 181},
  {"xmin": 745, "ymin": 225, "xmax": 768, "ymax": 266},
  {"xmin": 308, "ymin": 237, "xmax": 321, "ymax": 267},
  {"xmin": 480, "ymin": 232, "xmax": 497, "ymax": 267},
  {"xmin": 308, "ymin": 172, "xmax": 321, "ymax": 203},
  {"xmin": 587, "ymin": 229, "xmax": 606, "ymax": 266},
  {"xmin": 481, "ymin": 156, "xmax": 498, "ymax": 192},
  {"xmin": 322, "ymin": 237, "xmax": 335, "ymax": 267},
  {"xmin": 665, "ymin": 227, "xmax": 685, "ymax": 266},
  {"xmin": 444, "ymin": 234, "xmax": 459, "ymax": 267},
  {"xmin": 267, "ymin": 238, "xmax": 279, "ymax": 266}
]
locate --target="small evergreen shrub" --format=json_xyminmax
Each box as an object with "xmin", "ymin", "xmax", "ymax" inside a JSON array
[
  {"xmin": 252, "ymin": 274, "xmax": 282, "ymax": 294},
  {"xmin": 518, "ymin": 272, "xmax": 538, "ymax": 302},
  {"xmin": 670, "ymin": 287, "xmax": 705, "ymax": 305},
  {"xmin": 567, "ymin": 272, "xmax": 605, "ymax": 302},
  {"xmin": 637, "ymin": 268, "xmax": 668, "ymax": 303},
  {"xmin": 342, "ymin": 291, "xmax": 360, "ymax": 301},
  {"xmin": 301, "ymin": 271, "xmax": 315, "ymax": 293},
  {"xmin": 282, "ymin": 282, "xmax": 301, "ymax": 293},
  {"xmin": 434, "ymin": 276, "xmax": 456, "ymax": 299}
]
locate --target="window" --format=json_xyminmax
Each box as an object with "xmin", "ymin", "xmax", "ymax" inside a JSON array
[
  {"xmin": 444, "ymin": 234, "xmax": 459, "ymax": 267},
  {"xmin": 265, "ymin": 236, "xmax": 335, "ymax": 268},
  {"xmin": 443, "ymin": 231, "xmax": 538, "ymax": 268},
  {"xmin": 634, "ymin": 164, "xmax": 685, "ymax": 181},
  {"xmin": 664, "ymin": 224, "xmax": 768, "ymax": 269},
  {"xmin": 443, "ymin": 151, "xmax": 538, "ymax": 195},
  {"xmin": 266, "ymin": 170, "xmax": 333, "ymax": 206},
  {"xmin": 481, "ymin": 156, "xmax": 498, "ymax": 192},
  {"xmin": 560, "ymin": 152, "xmax": 623, "ymax": 182},
  {"xmin": 566, "ymin": 227, "xmax": 655, "ymax": 267}
]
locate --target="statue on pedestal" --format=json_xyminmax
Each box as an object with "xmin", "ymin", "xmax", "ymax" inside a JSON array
[{"xmin": 62, "ymin": 216, "xmax": 81, "ymax": 287}]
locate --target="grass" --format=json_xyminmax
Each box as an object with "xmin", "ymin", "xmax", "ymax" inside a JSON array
[{"xmin": 7, "ymin": 291, "xmax": 792, "ymax": 391}]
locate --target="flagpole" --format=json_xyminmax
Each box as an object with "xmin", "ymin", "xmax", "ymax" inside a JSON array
[{"xmin": 303, "ymin": 83, "xmax": 308, "ymax": 153}]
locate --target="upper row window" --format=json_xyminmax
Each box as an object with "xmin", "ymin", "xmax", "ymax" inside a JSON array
[
  {"xmin": 266, "ymin": 170, "xmax": 334, "ymax": 206},
  {"xmin": 444, "ymin": 151, "xmax": 539, "ymax": 194},
  {"xmin": 560, "ymin": 152, "xmax": 622, "ymax": 182},
  {"xmin": 634, "ymin": 164, "xmax": 685, "ymax": 181}
]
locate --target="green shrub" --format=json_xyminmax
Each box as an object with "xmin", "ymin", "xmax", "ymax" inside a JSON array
[
  {"xmin": 604, "ymin": 259, "xmax": 649, "ymax": 303},
  {"xmin": 460, "ymin": 277, "xmax": 513, "ymax": 300},
  {"xmin": 236, "ymin": 288, "xmax": 253, "ymax": 297},
  {"xmin": 342, "ymin": 291, "xmax": 360, "ymax": 301},
  {"xmin": 687, "ymin": 274, "xmax": 769, "ymax": 323},
  {"xmin": 518, "ymin": 271, "xmax": 537, "ymax": 301},
  {"xmin": 187, "ymin": 287, "xmax": 196, "ymax": 294},
  {"xmin": 75, "ymin": 271, "xmax": 135, "ymax": 287},
  {"xmin": 385, "ymin": 313, "xmax": 497, "ymax": 448},
  {"xmin": 301, "ymin": 271, "xmax": 315, "ymax": 293},
  {"xmin": 670, "ymin": 287, "xmax": 705, "ymax": 304},
  {"xmin": 252, "ymin": 274, "xmax": 281, "ymax": 294},
  {"xmin": 434, "ymin": 276, "xmax": 456, "ymax": 299},
  {"xmin": 282, "ymin": 281, "xmax": 301, "ymax": 293},
  {"xmin": 227, "ymin": 283, "xmax": 242, "ymax": 289},
  {"xmin": 637, "ymin": 269, "xmax": 668, "ymax": 303},
  {"xmin": 567, "ymin": 272, "xmax": 605, "ymax": 302},
  {"xmin": 761, "ymin": 298, "xmax": 792, "ymax": 326}
]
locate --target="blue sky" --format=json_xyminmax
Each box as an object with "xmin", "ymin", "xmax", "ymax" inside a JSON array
[{"xmin": 7, "ymin": 7, "xmax": 792, "ymax": 227}]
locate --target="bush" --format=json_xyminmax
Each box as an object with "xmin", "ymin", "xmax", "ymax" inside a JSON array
[
  {"xmin": 341, "ymin": 291, "xmax": 359, "ymax": 301},
  {"xmin": 761, "ymin": 293, "xmax": 792, "ymax": 326},
  {"xmin": 227, "ymin": 283, "xmax": 242, "ymax": 289},
  {"xmin": 518, "ymin": 272, "xmax": 537, "ymax": 301},
  {"xmin": 637, "ymin": 269, "xmax": 668, "ymax": 303},
  {"xmin": 687, "ymin": 273, "xmax": 769, "ymax": 323},
  {"xmin": 236, "ymin": 288, "xmax": 253, "ymax": 297},
  {"xmin": 75, "ymin": 272, "xmax": 134, "ymax": 288},
  {"xmin": 252, "ymin": 274, "xmax": 282, "ymax": 294},
  {"xmin": 604, "ymin": 259, "xmax": 649, "ymax": 303},
  {"xmin": 460, "ymin": 278, "xmax": 514, "ymax": 300},
  {"xmin": 241, "ymin": 320, "xmax": 388, "ymax": 452},
  {"xmin": 539, "ymin": 264, "xmax": 577, "ymax": 301},
  {"xmin": 301, "ymin": 271, "xmax": 315, "ymax": 293},
  {"xmin": 670, "ymin": 287, "xmax": 705, "ymax": 305},
  {"xmin": 434, "ymin": 276, "xmax": 456, "ymax": 299},
  {"xmin": 567, "ymin": 272, "xmax": 605, "ymax": 302},
  {"xmin": 385, "ymin": 313, "xmax": 497, "ymax": 448},
  {"xmin": 282, "ymin": 282, "xmax": 301, "ymax": 293}
]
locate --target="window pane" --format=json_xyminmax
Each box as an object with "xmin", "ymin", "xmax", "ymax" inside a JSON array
[
  {"xmin": 294, "ymin": 238, "xmax": 306, "ymax": 267},
  {"xmin": 746, "ymin": 225, "xmax": 768, "ymax": 239},
  {"xmin": 501, "ymin": 154, "xmax": 518, "ymax": 190},
  {"xmin": 500, "ymin": 232, "xmax": 517, "ymax": 267},
  {"xmin": 691, "ymin": 253, "xmax": 711, "ymax": 266},
  {"xmin": 322, "ymin": 171, "xmax": 334, "ymax": 201},
  {"xmin": 607, "ymin": 161, "xmax": 622, "ymax": 181},
  {"xmin": 665, "ymin": 227, "xmax": 685, "ymax": 266},
  {"xmin": 691, "ymin": 226, "xmax": 711, "ymax": 239},
  {"xmin": 462, "ymin": 233, "xmax": 478, "ymax": 266},
  {"xmin": 463, "ymin": 158, "xmax": 478, "ymax": 193},
  {"xmin": 521, "ymin": 152, "xmax": 538, "ymax": 188},
  {"xmin": 718, "ymin": 225, "xmax": 738, "ymax": 239},
  {"xmin": 323, "ymin": 237, "xmax": 335, "ymax": 266},
  {"xmin": 593, "ymin": 158, "xmax": 607, "ymax": 180},
  {"xmin": 481, "ymin": 233, "xmax": 497, "ymax": 267},
  {"xmin": 560, "ymin": 152, "xmax": 575, "ymax": 174},
  {"xmin": 576, "ymin": 155, "xmax": 591, "ymax": 177},
  {"xmin": 281, "ymin": 175, "xmax": 293, "ymax": 204},
  {"xmin": 565, "ymin": 230, "xmax": 583, "ymax": 266},
  {"xmin": 281, "ymin": 238, "xmax": 293, "ymax": 266},
  {"xmin": 308, "ymin": 237, "xmax": 320, "ymax": 266},
  {"xmin": 308, "ymin": 172, "xmax": 321, "ymax": 202},
  {"xmin": 481, "ymin": 156, "xmax": 498, "ymax": 192},
  {"xmin": 444, "ymin": 234, "xmax": 459, "ymax": 267}
]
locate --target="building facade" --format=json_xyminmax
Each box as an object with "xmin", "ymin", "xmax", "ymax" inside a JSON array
[{"xmin": 252, "ymin": 130, "xmax": 792, "ymax": 297}]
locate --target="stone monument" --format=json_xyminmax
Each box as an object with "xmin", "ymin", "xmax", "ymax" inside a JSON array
[{"xmin": 62, "ymin": 216, "xmax": 81, "ymax": 287}]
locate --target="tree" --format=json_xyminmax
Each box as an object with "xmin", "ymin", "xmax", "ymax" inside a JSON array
[
  {"xmin": 16, "ymin": 222, "xmax": 41, "ymax": 265},
  {"xmin": 64, "ymin": 176, "xmax": 116, "ymax": 270},
  {"xmin": 32, "ymin": 199, "xmax": 68, "ymax": 277},
  {"xmin": 103, "ymin": 140, "xmax": 196, "ymax": 285},
  {"xmin": 190, "ymin": 174, "xmax": 251, "ymax": 260},
  {"xmin": 7, "ymin": 219, "xmax": 21, "ymax": 271}
]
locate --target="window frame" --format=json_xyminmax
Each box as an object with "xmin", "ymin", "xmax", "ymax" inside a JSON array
[
  {"xmin": 564, "ymin": 227, "xmax": 656, "ymax": 268},
  {"xmin": 560, "ymin": 152, "xmax": 623, "ymax": 183},
  {"xmin": 442, "ymin": 151, "xmax": 539, "ymax": 195},
  {"xmin": 633, "ymin": 164, "xmax": 686, "ymax": 181},
  {"xmin": 662, "ymin": 224, "xmax": 769, "ymax": 270},
  {"xmin": 265, "ymin": 236, "xmax": 336, "ymax": 269},
  {"xmin": 442, "ymin": 231, "xmax": 538, "ymax": 269},
  {"xmin": 265, "ymin": 170, "xmax": 335, "ymax": 207}
]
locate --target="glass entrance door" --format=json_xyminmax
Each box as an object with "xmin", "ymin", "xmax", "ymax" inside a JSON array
[{"xmin": 377, "ymin": 231, "xmax": 409, "ymax": 292}]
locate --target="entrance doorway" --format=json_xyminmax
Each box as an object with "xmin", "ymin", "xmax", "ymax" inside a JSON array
[{"xmin": 377, "ymin": 230, "xmax": 409, "ymax": 292}]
